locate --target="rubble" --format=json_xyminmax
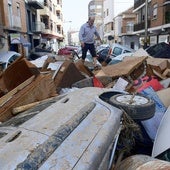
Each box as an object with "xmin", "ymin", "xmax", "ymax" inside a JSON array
[
  {"xmin": 0, "ymin": 50, "xmax": 170, "ymax": 168},
  {"xmin": 0, "ymin": 52, "xmax": 170, "ymax": 122}
]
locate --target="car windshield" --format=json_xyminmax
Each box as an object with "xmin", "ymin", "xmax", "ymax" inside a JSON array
[{"xmin": 112, "ymin": 47, "xmax": 123, "ymax": 56}]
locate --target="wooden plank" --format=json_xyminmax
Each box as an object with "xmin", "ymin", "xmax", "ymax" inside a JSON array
[
  {"xmin": 0, "ymin": 76, "xmax": 35, "ymax": 107},
  {"xmin": 12, "ymin": 96, "xmax": 58, "ymax": 115}
]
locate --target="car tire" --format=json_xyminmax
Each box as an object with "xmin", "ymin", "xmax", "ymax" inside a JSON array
[{"xmin": 109, "ymin": 93, "xmax": 155, "ymax": 120}]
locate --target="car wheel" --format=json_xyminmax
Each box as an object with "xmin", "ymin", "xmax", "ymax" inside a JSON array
[{"xmin": 109, "ymin": 94, "xmax": 155, "ymax": 120}]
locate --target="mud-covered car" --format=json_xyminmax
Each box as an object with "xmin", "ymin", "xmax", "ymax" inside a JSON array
[{"xmin": 0, "ymin": 87, "xmax": 123, "ymax": 170}]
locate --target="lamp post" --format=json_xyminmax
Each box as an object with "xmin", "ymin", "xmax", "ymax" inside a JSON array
[
  {"xmin": 144, "ymin": 0, "xmax": 148, "ymax": 49},
  {"xmin": 63, "ymin": 21, "xmax": 72, "ymax": 45}
]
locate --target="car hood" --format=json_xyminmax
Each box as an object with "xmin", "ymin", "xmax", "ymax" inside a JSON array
[{"xmin": 0, "ymin": 51, "xmax": 21, "ymax": 62}]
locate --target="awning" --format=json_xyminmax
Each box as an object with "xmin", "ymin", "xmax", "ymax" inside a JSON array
[
  {"xmin": 20, "ymin": 35, "xmax": 31, "ymax": 47},
  {"xmin": 11, "ymin": 34, "xmax": 31, "ymax": 47}
]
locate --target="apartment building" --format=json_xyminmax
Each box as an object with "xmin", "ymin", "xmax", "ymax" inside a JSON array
[
  {"xmin": 37, "ymin": 0, "xmax": 63, "ymax": 52},
  {"xmin": 88, "ymin": 0, "xmax": 104, "ymax": 40},
  {"xmin": 114, "ymin": 7, "xmax": 139, "ymax": 50},
  {"xmin": 0, "ymin": 0, "xmax": 64, "ymax": 55},
  {"xmin": 134, "ymin": 0, "xmax": 170, "ymax": 46},
  {"xmin": 103, "ymin": 0, "xmax": 115, "ymax": 43}
]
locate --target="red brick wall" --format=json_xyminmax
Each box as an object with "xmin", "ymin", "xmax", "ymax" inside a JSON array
[
  {"xmin": 150, "ymin": 0, "xmax": 165, "ymax": 28},
  {"xmin": 1, "ymin": 0, "xmax": 27, "ymax": 33}
]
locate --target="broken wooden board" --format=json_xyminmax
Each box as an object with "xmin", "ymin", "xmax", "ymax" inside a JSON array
[
  {"xmin": 0, "ymin": 57, "xmax": 40, "ymax": 93},
  {"xmin": 0, "ymin": 74, "xmax": 56, "ymax": 122},
  {"xmin": 96, "ymin": 56, "xmax": 147, "ymax": 79},
  {"xmin": 53, "ymin": 60, "xmax": 86, "ymax": 91},
  {"xmin": 0, "ymin": 76, "xmax": 35, "ymax": 107},
  {"xmin": 74, "ymin": 59, "xmax": 94, "ymax": 77},
  {"xmin": 147, "ymin": 58, "xmax": 168, "ymax": 73}
]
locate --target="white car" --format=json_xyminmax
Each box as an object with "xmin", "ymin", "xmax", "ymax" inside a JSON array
[
  {"xmin": 0, "ymin": 51, "xmax": 21, "ymax": 70},
  {"xmin": 0, "ymin": 87, "xmax": 123, "ymax": 169},
  {"xmin": 108, "ymin": 52, "xmax": 134, "ymax": 65},
  {"xmin": 109, "ymin": 43, "xmax": 135, "ymax": 59}
]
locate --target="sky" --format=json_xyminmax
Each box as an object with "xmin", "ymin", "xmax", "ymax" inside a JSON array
[{"xmin": 62, "ymin": 0, "xmax": 134, "ymax": 33}]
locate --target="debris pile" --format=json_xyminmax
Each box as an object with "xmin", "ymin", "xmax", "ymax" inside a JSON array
[{"xmin": 0, "ymin": 53, "xmax": 170, "ymax": 122}]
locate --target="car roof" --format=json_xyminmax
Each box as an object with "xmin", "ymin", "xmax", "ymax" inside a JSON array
[
  {"xmin": 113, "ymin": 52, "xmax": 134, "ymax": 60},
  {"xmin": 111, "ymin": 43, "xmax": 135, "ymax": 51},
  {"xmin": 0, "ymin": 51, "xmax": 21, "ymax": 62}
]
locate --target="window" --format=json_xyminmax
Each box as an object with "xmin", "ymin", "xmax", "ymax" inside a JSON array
[
  {"xmin": 56, "ymin": 10, "xmax": 60, "ymax": 19},
  {"xmin": 53, "ymin": 4, "xmax": 55, "ymax": 14},
  {"xmin": 130, "ymin": 42, "xmax": 135, "ymax": 49},
  {"xmin": 50, "ymin": 20, "xmax": 53, "ymax": 30},
  {"xmin": 49, "ymin": 0, "xmax": 52, "ymax": 11},
  {"xmin": 126, "ymin": 22, "xmax": 134, "ymax": 33},
  {"xmin": 8, "ymin": 2, "xmax": 13, "ymax": 26},
  {"xmin": 142, "ymin": 7, "xmax": 145, "ymax": 21},
  {"xmin": 96, "ymin": 5, "xmax": 102, "ymax": 9},
  {"xmin": 107, "ymin": 9, "xmax": 109, "ymax": 16},
  {"xmin": 44, "ymin": 0, "xmax": 47, "ymax": 6},
  {"xmin": 16, "ymin": 3, "xmax": 21, "ymax": 18},
  {"xmin": 90, "ymin": 5, "xmax": 95, "ymax": 10},
  {"xmin": 153, "ymin": 4, "xmax": 158, "ymax": 19}
]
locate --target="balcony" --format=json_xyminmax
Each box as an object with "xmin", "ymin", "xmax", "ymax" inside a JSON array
[
  {"xmin": 32, "ymin": 22, "xmax": 45, "ymax": 33},
  {"xmin": 134, "ymin": 0, "xmax": 145, "ymax": 10},
  {"xmin": 27, "ymin": 0, "xmax": 44, "ymax": 9},
  {"xmin": 165, "ymin": 11, "xmax": 170, "ymax": 24},
  {"xmin": 164, "ymin": 0, "xmax": 170, "ymax": 5},
  {"xmin": 134, "ymin": 20, "xmax": 151, "ymax": 31}
]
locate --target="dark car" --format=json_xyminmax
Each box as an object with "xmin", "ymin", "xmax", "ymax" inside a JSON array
[
  {"xmin": 96, "ymin": 47, "xmax": 110, "ymax": 63},
  {"xmin": 29, "ymin": 43, "xmax": 53, "ymax": 60},
  {"xmin": 146, "ymin": 42, "xmax": 170, "ymax": 59}
]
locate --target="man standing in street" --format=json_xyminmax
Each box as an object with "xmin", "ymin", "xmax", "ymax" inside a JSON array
[{"xmin": 79, "ymin": 16, "xmax": 102, "ymax": 67}]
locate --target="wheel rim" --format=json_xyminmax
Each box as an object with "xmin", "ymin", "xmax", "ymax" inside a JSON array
[{"xmin": 116, "ymin": 94, "xmax": 149, "ymax": 105}]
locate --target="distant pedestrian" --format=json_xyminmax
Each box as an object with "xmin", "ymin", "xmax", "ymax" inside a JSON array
[{"xmin": 79, "ymin": 16, "xmax": 102, "ymax": 67}]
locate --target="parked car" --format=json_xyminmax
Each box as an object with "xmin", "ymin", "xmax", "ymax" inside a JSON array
[
  {"xmin": 58, "ymin": 46, "xmax": 79, "ymax": 55},
  {"xmin": 109, "ymin": 43, "xmax": 135, "ymax": 58},
  {"xmin": 0, "ymin": 51, "xmax": 21, "ymax": 71},
  {"xmin": 108, "ymin": 52, "xmax": 134, "ymax": 65},
  {"xmin": 28, "ymin": 52, "xmax": 55, "ymax": 61},
  {"xmin": 29, "ymin": 43, "xmax": 54, "ymax": 60},
  {"xmin": 145, "ymin": 42, "xmax": 170, "ymax": 59},
  {"xmin": 101, "ymin": 43, "xmax": 135, "ymax": 64},
  {"xmin": 96, "ymin": 46, "xmax": 110, "ymax": 63}
]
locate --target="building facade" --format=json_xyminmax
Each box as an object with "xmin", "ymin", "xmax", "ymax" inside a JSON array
[
  {"xmin": 88, "ymin": 0, "xmax": 104, "ymax": 41},
  {"xmin": 114, "ymin": 7, "xmax": 139, "ymax": 50},
  {"xmin": 134, "ymin": 0, "xmax": 170, "ymax": 47},
  {"xmin": 37, "ymin": 0, "xmax": 63, "ymax": 52},
  {"xmin": 0, "ymin": 0, "xmax": 64, "ymax": 56},
  {"xmin": 0, "ymin": 0, "xmax": 29, "ymax": 56}
]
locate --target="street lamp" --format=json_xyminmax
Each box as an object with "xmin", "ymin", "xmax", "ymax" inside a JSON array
[
  {"xmin": 63, "ymin": 21, "xmax": 72, "ymax": 45},
  {"xmin": 144, "ymin": 0, "xmax": 148, "ymax": 49}
]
